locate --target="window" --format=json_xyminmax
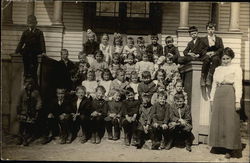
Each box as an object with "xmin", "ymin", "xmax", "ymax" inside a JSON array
[
  {"xmin": 126, "ymin": 2, "xmax": 149, "ymax": 18},
  {"xmin": 83, "ymin": 2, "xmax": 162, "ymax": 35},
  {"xmin": 96, "ymin": 2, "xmax": 119, "ymax": 17}
]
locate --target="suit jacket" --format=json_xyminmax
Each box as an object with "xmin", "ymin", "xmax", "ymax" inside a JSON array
[
  {"xmin": 183, "ymin": 37, "xmax": 207, "ymax": 57},
  {"xmin": 49, "ymin": 97, "xmax": 73, "ymax": 117},
  {"xmin": 71, "ymin": 97, "xmax": 92, "ymax": 116},
  {"xmin": 58, "ymin": 59, "xmax": 76, "ymax": 90},
  {"xmin": 138, "ymin": 81, "xmax": 157, "ymax": 99},
  {"xmin": 151, "ymin": 102, "xmax": 170, "ymax": 125},
  {"xmin": 202, "ymin": 35, "xmax": 224, "ymax": 57},
  {"xmin": 138, "ymin": 104, "xmax": 153, "ymax": 126},
  {"xmin": 122, "ymin": 99, "xmax": 140, "ymax": 117},
  {"xmin": 91, "ymin": 99, "xmax": 108, "ymax": 118},
  {"xmin": 146, "ymin": 43, "xmax": 163, "ymax": 57},
  {"xmin": 169, "ymin": 104, "xmax": 192, "ymax": 126},
  {"xmin": 16, "ymin": 28, "xmax": 46, "ymax": 55},
  {"xmin": 164, "ymin": 45, "xmax": 180, "ymax": 61}
]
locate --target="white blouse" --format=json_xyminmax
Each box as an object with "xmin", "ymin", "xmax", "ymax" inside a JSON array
[{"xmin": 210, "ymin": 64, "xmax": 242, "ymax": 103}]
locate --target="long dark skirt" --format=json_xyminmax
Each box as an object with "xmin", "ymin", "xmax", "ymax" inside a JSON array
[{"xmin": 209, "ymin": 85, "xmax": 242, "ymax": 150}]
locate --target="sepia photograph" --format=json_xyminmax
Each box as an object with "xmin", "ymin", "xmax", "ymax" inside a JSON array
[{"xmin": 1, "ymin": 0, "xmax": 249, "ymax": 162}]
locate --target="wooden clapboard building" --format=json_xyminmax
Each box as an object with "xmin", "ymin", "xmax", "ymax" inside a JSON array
[{"xmin": 1, "ymin": 1, "xmax": 249, "ymax": 144}]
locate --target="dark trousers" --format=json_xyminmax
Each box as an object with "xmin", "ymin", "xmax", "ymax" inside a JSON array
[
  {"xmin": 45, "ymin": 117, "xmax": 60, "ymax": 137},
  {"xmin": 105, "ymin": 118, "xmax": 120, "ymax": 137},
  {"xmin": 178, "ymin": 55, "xmax": 210, "ymax": 75},
  {"xmin": 18, "ymin": 121, "xmax": 36, "ymax": 140},
  {"xmin": 136, "ymin": 123, "xmax": 152, "ymax": 147},
  {"xmin": 168, "ymin": 127, "xmax": 192, "ymax": 147},
  {"xmin": 22, "ymin": 54, "xmax": 38, "ymax": 82},
  {"xmin": 151, "ymin": 126, "xmax": 168, "ymax": 143},
  {"xmin": 122, "ymin": 119, "xmax": 138, "ymax": 141},
  {"xmin": 71, "ymin": 115, "xmax": 90, "ymax": 139},
  {"xmin": 58, "ymin": 114, "xmax": 72, "ymax": 140},
  {"xmin": 90, "ymin": 116, "xmax": 105, "ymax": 136},
  {"xmin": 202, "ymin": 55, "xmax": 221, "ymax": 76}
]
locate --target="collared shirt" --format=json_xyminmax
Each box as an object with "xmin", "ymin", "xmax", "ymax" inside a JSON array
[
  {"xmin": 193, "ymin": 38, "xmax": 197, "ymax": 45},
  {"xmin": 208, "ymin": 35, "xmax": 216, "ymax": 47},
  {"xmin": 58, "ymin": 99, "xmax": 63, "ymax": 106}
]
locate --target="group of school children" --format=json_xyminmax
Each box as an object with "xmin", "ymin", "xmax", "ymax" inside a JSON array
[{"xmin": 16, "ymin": 17, "xmax": 224, "ymax": 153}]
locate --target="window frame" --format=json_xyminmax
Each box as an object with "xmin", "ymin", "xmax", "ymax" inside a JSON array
[{"xmin": 83, "ymin": 2, "xmax": 162, "ymax": 35}]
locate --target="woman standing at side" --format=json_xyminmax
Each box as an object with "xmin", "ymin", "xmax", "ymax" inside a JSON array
[{"xmin": 209, "ymin": 47, "xmax": 242, "ymax": 159}]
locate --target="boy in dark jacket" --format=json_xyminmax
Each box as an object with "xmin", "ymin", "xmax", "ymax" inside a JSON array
[
  {"xmin": 90, "ymin": 86, "xmax": 108, "ymax": 144},
  {"xmin": 135, "ymin": 93, "xmax": 153, "ymax": 149},
  {"xmin": 151, "ymin": 91, "xmax": 170, "ymax": 150},
  {"xmin": 168, "ymin": 93, "xmax": 193, "ymax": 152},
  {"xmin": 15, "ymin": 15, "xmax": 46, "ymax": 82},
  {"xmin": 164, "ymin": 36, "xmax": 180, "ymax": 64},
  {"xmin": 105, "ymin": 89, "xmax": 123, "ymax": 140},
  {"xmin": 122, "ymin": 88, "xmax": 140, "ymax": 146},
  {"xmin": 71, "ymin": 86, "xmax": 92, "ymax": 144},
  {"xmin": 146, "ymin": 34, "xmax": 163, "ymax": 62}
]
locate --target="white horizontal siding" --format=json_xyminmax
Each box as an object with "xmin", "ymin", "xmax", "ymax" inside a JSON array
[
  {"xmin": 35, "ymin": 1, "xmax": 53, "ymax": 26},
  {"xmin": 12, "ymin": 1, "xmax": 27, "ymax": 25},
  {"xmin": 62, "ymin": 2, "xmax": 84, "ymax": 62}
]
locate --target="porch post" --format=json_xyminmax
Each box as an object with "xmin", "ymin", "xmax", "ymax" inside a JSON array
[
  {"xmin": 53, "ymin": 0, "xmax": 63, "ymax": 25},
  {"xmin": 179, "ymin": 2, "xmax": 189, "ymax": 29},
  {"xmin": 229, "ymin": 2, "xmax": 240, "ymax": 31},
  {"xmin": 2, "ymin": 1, "xmax": 13, "ymax": 24},
  {"xmin": 27, "ymin": 0, "xmax": 35, "ymax": 16}
]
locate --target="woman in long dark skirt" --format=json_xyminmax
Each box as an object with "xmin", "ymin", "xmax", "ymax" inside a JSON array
[{"xmin": 209, "ymin": 47, "xmax": 242, "ymax": 159}]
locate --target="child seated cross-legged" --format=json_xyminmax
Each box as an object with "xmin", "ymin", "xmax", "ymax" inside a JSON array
[
  {"xmin": 151, "ymin": 91, "xmax": 170, "ymax": 150},
  {"xmin": 90, "ymin": 86, "xmax": 108, "ymax": 144},
  {"xmin": 105, "ymin": 89, "xmax": 123, "ymax": 141},
  {"xmin": 168, "ymin": 93, "xmax": 192, "ymax": 152},
  {"xmin": 135, "ymin": 93, "xmax": 153, "ymax": 149},
  {"xmin": 122, "ymin": 87, "xmax": 140, "ymax": 146},
  {"xmin": 70, "ymin": 86, "xmax": 92, "ymax": 144}
]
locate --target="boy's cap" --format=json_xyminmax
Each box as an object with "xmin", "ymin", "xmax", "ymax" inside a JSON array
[
  {"xmin": 157, "ymin": 56, "xmax": 166, "ymax": 65},
  {"xmin": 27, "ymin": 15, "xmax": 37, "ymax": 24},
  {"xmin": 188, "ymin": 26, "xmax": 198, "ymax": 33}
]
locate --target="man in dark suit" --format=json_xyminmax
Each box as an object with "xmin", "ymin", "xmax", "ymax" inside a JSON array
[
  {"xmin": 15, "ymin": 15, "xmax": 46, "ymax": 82},
  {"xmin": 179, "ymin": 26, "xmax": 210, "ymax": 87},
  {"xmin": 202, "ymin": 22, "xmax": 224, "ymax": 86}
]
